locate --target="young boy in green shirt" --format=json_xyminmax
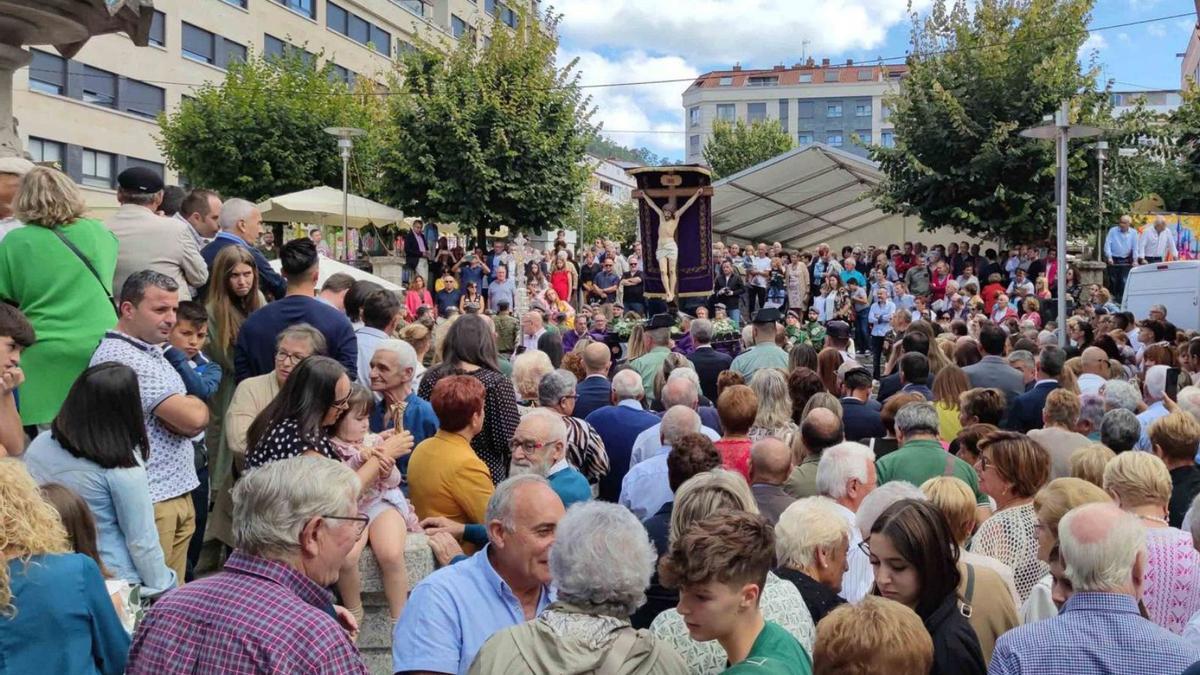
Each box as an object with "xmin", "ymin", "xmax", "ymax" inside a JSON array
[{"xmin": 659, "ymin": 511, "xmax": 813, "ymax": 674}]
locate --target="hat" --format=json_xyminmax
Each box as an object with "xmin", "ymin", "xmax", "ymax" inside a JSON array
[
  {"xmin": 646, "ymin": 313, "xmax": 675, "ymax": 330},
  {"xmin": 836, "ymin": 361, "xmax": 868, "ymax": 382},
  {"xmin": 826, "ymin": 320, "xmax": 851, "ymax": 340},
  {"xmin": 0, "ymin": 156, "xmax": 34, "ymax": 176},
  {"xmin": 751, "ymin": 307, "xmax": 782, "ymax": 324},
  {"xmin": 116, "ymin": 166, "xmax": 164, "ymax": 194},
  {"xmin": 714, "ymin": 303, "xmax": 727, "ymax": 310}
]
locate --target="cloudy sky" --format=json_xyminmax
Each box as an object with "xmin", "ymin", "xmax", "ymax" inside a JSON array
[{"xmin": 553, "ymin": 0, "xmax": 1197, "ymax": 160}]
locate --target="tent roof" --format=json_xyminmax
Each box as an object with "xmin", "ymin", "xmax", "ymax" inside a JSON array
[
  {"xmin": 257, "ymin": 186, "xmax": 404, "ymax": 229},
  {"xmin": 711, "ymin": 143, "xmax": 895, "ymax": 249},
  {"xmin": 269, "ymin": 255, "xmax": 401, "ymax": 292}
]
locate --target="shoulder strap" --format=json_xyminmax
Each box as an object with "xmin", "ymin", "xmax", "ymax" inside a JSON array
[
  {"xmin": 943, "ymin": 452, "xmax": 957, "ymax": 477},
  {"xmin": 596, "ymin": 628, "xmax": 640, "ymax": 675},
  {"xmin": 963, "ymin": 562, "xmax": 976, "ymax": 603},
  {"xmin": 50, "ymin": 226, "xmax": 115, "ymax": 309}
]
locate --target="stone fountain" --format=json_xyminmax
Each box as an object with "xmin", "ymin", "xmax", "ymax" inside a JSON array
[{"xmin": 0, "ymin": 0, "xmax": 155, "ymax": 157}]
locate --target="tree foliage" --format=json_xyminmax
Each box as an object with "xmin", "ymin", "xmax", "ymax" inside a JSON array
[
  {"xmin": 586, "ymin": 135, "xmax": 673, "ymax": 167},
  {"xmin": 565, "ymin": 192, "xmax": 638, "ymax": 248},
  {"xmin": 158, "ymin": 50, "xmax": 384, "ymax": 202},
  {"xmin": 870, "ymin": 0, "xmax": 1104, "ymax": 243},
  {"xmin": 378, "ymin": 12, "xmax": 595, "ymax": 245},
  {"xmin": 703, "ymin": 119, "xmax": 794, "ymax": 179}
]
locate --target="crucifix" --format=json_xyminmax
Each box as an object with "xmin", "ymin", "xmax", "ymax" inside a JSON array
[{"xmin": 633, "ymin": 174, "xmax": 713, "ymax": 302}]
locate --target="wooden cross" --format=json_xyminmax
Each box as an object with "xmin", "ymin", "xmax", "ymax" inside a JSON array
[{"xmin": 632, "ymin": 173, "xmax": 713, "ymax": 211}]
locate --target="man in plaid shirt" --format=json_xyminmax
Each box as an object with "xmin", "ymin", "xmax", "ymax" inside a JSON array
[{"xmin": 127, "ymin": 457, "xmax": 369, "ymax": 674}]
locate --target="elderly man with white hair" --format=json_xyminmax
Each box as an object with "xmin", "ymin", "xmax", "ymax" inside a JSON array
[
  {"xmin": 468, "ymin": 501, "xmax": 687, "ymax": 673},
  {"xmin": 1137, "ymin": 214, "xmax": 1177, "ymax": 265},
  {"xmin": 628, "ymin": 377, "xmax": 720, "ymax": 467},
  {"xmin": 620, "ymin": 406, "xmax": 702, "ymax": 520},
  {"xmin": 394, "ymin": 475, "xmax": 566, "ymax": 675},
  {"xmin": 127, "ymin": 457, "xmax": 369, "ymax": 673},
  {"xmin": 1135, "ymin": 364, "xmax": 1171, "ymax": 452},
  {"xmin": 816, "ymin": 441, "xmax": 877, "ymax": 603},
  {"xmin": 1102, "ymin": 379, "xmax": 1142, "ymax": 413},
  {"xmin": 585, "ymin": 369, "xmax": 661, "ymax": 503},
  {"xmin": 200, "ymin": 197, "xmax": 286, "ymax": 300},
  {"xmin": 774, "ymin": 497, "xmax": 851, "ymax": 624},
  {"xmin": 368, "ymin": 339, "xmax": 438, "ymax": 445},
  {"xmin": 990, "ymin": 502, "xmax": 1200, "ymax": 674},
  {"xmin": 538, "ymin": 369, "xmax": 609, "ymax": 486}
]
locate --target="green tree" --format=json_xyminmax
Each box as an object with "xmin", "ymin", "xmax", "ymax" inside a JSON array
[
  {"xmin": 703, "ymin": 119, "xmax": 794, "ymax": 179},
  {"xmin": 1163, "ymin": 85, "xmax": 1200, "ymax": 212},
  {"xmin": 379, "ymin": 12, "xmax": 595, "ymax": 246},
  {"xmin": 870, "ymin": 0, "xmax": 1102, "ymax": 243},
  {"xmin": 565, "ymin": 192, "xmax": 638, "ymax": 248},
  {"xmin": 158, "ymin": 49, "xmax": 384, "ymax": 202}
]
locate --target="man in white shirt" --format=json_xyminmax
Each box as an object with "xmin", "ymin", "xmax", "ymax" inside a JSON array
[
  {"xmin": 619, "ymin": 406, "xmax": 700, "ymax": 520},
  {"xmin": 517, "ymin": 310, "xmax": 546, "ymax": 354},
  {"xmin": 749, "ymin": 243, "xmax": 772, "ymax": 314},
  {"xmin": 628, "ymin": 378, "xmax": 721, "ymax": 466},
  {"xmin": 815, "ymin": 442, "xmax": 877, "ymax": 602},
  {"xmin": 0, "ymin": 156, "xmax": 33, "ymax": 244},
  {"xmin": 1138, "ymin": 215, "xmax": 1177, "ymax": 264},
  {"xmin": 1077, "ymin": 346, "xmax": 1109, "ymax": 396}
]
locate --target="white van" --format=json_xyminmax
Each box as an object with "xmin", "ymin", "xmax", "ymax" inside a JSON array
[{"xmin": 1122, "ymin": 261, "xmax": 1200, "ymax": 331}]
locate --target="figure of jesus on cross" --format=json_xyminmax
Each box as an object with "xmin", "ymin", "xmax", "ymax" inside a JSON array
[{"xmin": 635, "ymin": 174, "xmax": 706, "ymax": 302}]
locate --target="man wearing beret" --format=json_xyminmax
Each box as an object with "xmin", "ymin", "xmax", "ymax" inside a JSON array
[
  {"xmin": 106, "ymin": 167, "xmax": 208, "ymax": 300},
  {"xmin": 629, "ymin": 313, "xmax": 676, "ymax": 402},
  {"xmin": 730, "ymin": 307, "xmax": 790, "ymax": 380}
]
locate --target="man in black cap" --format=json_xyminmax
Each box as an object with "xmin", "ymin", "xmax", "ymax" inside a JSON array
[
  {"xmin": 823, "ymin": 320, "xmax": 855, "ymax": 364},
  {"xmin": 106, "ymin": 166, "xmax": 208, "ymax": 300},
  {"xmin": 729, "ymin": 307, "xmax": 789, "ymax": 379},
  {"xmin": 629, "ymin": 313, "xmax": 677, "ymax": 402}
]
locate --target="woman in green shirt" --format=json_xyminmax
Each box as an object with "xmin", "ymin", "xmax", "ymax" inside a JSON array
[{"xmin": 0, "ymin": 167, "xmax": 117, "ymax": 426}]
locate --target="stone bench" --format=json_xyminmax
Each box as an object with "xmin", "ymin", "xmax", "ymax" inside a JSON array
[{"xmin": 357, "ymin": 533, "xmax": 436, "ymax": 675}]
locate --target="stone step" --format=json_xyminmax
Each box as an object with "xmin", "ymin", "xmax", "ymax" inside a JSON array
[{"xmin": 356, "ymin": 532, "xmax": 435, "ymax": 675}]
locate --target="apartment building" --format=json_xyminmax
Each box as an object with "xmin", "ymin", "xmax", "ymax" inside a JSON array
[
  {"xmin": 585, "ymin": 154, "xmax": 636, "ymax": 204},
  {"xmin": 1182, "ymin": 10, "xmax": 1200, "ymax": 89},
  {"xmin": 13, "ymin": 0, "xmax": 532, "ymax": 212},
  {"xmin": 682, "ymin": 58, "xmax": 906, "ymax": 165},
  {"xmin": 1109, "ymin": 89, "xmax": 1182, "ymax": 117}
]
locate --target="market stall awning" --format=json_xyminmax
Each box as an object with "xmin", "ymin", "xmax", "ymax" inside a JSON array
[
  {"xmin": 257, "ymin": 186, "xmax": 404, "ymax": 229},
  {"xmin": 711, "ymin": 143, "xmax": 902, "ymax": 250},
  {"xmin": 269, "ymin": 255, "xmax": 401, "ymax": 292}
]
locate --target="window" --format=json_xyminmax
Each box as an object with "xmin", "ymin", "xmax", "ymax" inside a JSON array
[
  {"xmin": 599, "ymin": 181, "xmax": 614, "ymax": 195},
  {"xmin": 826, "ymin": 104, "xmax": 842, "ymax": 117},
  {"xmin": 857, "ymin": 69, "xmax": 873, "ymax": 81},
  {"xmin": 798, "ymin": 73, "xmax": 812, "ymax": 83},
  {"xmin": 396, "ymin": 41, "xmax": 416, "ymax": 57},
  {"xmin": 797, "ymin": 132, "xmax": 813, "ymax": 145},
  {"xmin": 222, "ymin": 0, "xmax": 248, "ymax": 7},
  {"xmin": 778, "ymin": 99, "xmax": 788, "ymax": 132},
  {"xmin": 857, "ymin": 130, "xmax": 871, "ymax": 144},
  {"xmin": 881, "ymin": 131, "xmax": 895, "ymax": 147},
  {"xmin": 855, "ymin": 104, "xmax": 870, "ymax": 116},
  {"xmin": 451, "ymin": 14, "xmax": 469, "ymax": 38},
  {"xmin": 348, "ymin": 14, "xmax": 370, "ymax": 43},
  {"xmin": 149, "ymin": 11, "xmax": 166, "ymax": 47},
  {"xmin": 826, "ymin": 133, "xmax": 843, "ymax": 146},
  {"xmin": 718, "ymin": 76, "xmax": 733, "ymax": 86},
  {"xmin": 224, "ymin": 41, "xmax": 247, "ymax": 67},
  {"xmin": 264, "ymin": 34, "xmax": 315, "ymax": 66},
  {"xmin": 369, "ymin": 25, "xmax": 391, "ymax": 54},
  {"xmin": 824, "ymin": 70, "xmax": 839, "ymax": 82},
  {"xmin": 796, "ymin": 101, "xmax": 814, "ymax": 118},
  {"xmin": 182, "ymin": 23, "xmax": 215, "ymax": 64},
  {"xmin": 275, "ymin": 0, "xmax": 315, "ymax": 19},
  {"xmin": 329, "ymin": 64, "xmax": 355, "ymax": 85},
  {"xmin": 125, "ymin": 79, "xmax": 165, "ymax": 118},
  {"xmin": 81, "ymin": 66, "xmax": 117, "ymax": 108},
  {"xmin": 689, "ymin": 135, "xmax": 701, "ymax": 154},
  {"xmin": 881, "ymin": 104, "xmax": 892, "ymax": 121},
  {"xmin": 747, "ymin": 102, "xmax": 766, "ymax": 123},
  {"xmin": 329, "ymin": 3, "xmax": 392, "ymax": 53},
  {"xmin": 716, "ymin": 104, "xmax": 735, "ymax": 121},
  {"xmin": 125, "ymin": 157, "xmax": 165, "ymax": 180},
  {"xmin": 500, "ymin": 5, "xmax": 517, "ymax": 28},
  {"xmin": 29, "ymin": 50, "xmax": 66, "ymax": 95},
  {"xmin": 486, "ymin": 0, "xmax": 497, "ymax": 12},
  {"xmin": 328, "ymin": 3, "xmax": 348, "ymax": 33},
  {"xmin": 396, "ymin": 0, "xmax": 425, "ymax": 17},
  {"xmin": 81, "ymin": 149, "xmax": 115, "ymax": 188},
  {"xmin": 27, "ymin": 137, "xmax": 63, "ymax": 165},
  {"xmin": 688, "ymin": 106, "xmax": 700, "ymax": 127},
  {"xmin": 747, "ymin": 76, "xmax": 778, "ymax": 87}
]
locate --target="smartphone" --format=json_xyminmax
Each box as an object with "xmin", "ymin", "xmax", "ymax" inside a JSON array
[{"xmin": 1166, "ymin": 367, "xmax": 1181, "ymax": 401}]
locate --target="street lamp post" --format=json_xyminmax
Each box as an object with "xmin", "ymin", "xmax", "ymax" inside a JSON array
[
  {"xmin": 1019, "ymin": 100, "xmax": 1102, "ymax": 347},
  {"xmin": 324, "ymin": 126, "xmax": 366, "ymax": 261}
]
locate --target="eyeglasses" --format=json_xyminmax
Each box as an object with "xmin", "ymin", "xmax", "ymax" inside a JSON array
[
  {"xmin": 275, "ymin": 350, "xmax": 309, "ymax": 365},
  {"xmin": 510, "ymin": 438, "xmax": 548, "ymax": 455},
  {"xmin": 857, "ymin": 540, "xmax": 872, "ymax": 557},
  {"xmin": 331, "ymin": 391, "xmax": 353, "ymax": 411},
  {"xmin": 976, "ymin": 455, "xmax": 993, "ymax": 472},
  {"xmin": 323, "ymin": 513, "xmax": 369, "ymax": 537}
]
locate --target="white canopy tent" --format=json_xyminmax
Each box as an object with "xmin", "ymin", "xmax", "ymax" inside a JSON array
[
  {"xmin": 269, "ymin": 255, "xmax": 402, "ymax": 292},
  {"xmin": 711, "ymin": 144, "xmax": 965, "ymax": 250},
  {"xmin": 256, "ymin": 186, "xmax": 405, "ymax": 229}
]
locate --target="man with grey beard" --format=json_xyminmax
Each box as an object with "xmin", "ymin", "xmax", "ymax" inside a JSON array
[{"xmin": 507, "ymin": 408, "xmax": 591, "ymax": 509}]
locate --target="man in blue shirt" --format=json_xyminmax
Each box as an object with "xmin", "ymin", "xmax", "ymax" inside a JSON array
[
  {"xmin": 198, "ymin": 198, "xmax": 286, "ymax": 301},
  {"xmin": 590, "ymin": 259, "xmax": 621, "ymax": 314},
  {"xmin": 991, "ymin": 502, "xmax": 1200, "ymax": 675},
  {"xmin": 867, "ymin": 287, "xmax": 896, "ymax": 380},
  {"xmin": 1104, "ymin": 214, "xmax": 1139, "ymax": 302},
  {"xmin": 234, "ymin": 239, "xmax": 357, "ymax": 382},
  {"xmin": 393, "ymin": 475, "xmax": 564, "ymax": 675}
]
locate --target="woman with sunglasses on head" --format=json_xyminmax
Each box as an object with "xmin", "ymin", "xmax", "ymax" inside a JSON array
[
  {"xmin": 458, "ymin": 280, "xmax": 483, "ymax": 314},
  {"xmin": 864, "ymin": 499, "xmax": 986, "ymax": 675},
  {"xmin": 245, "ymin": 356, "xmax": 412, "ymax": 476}
]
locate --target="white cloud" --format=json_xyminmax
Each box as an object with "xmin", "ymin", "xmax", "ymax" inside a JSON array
[
  {"xmin": 1078, "ymin": 33, "xmax": 1107, "ymax": 59},
  {"xmin": 1117, "ymin": 32, "xmax": 1131, "ymax": 43},
  {"xmin": 562, "ymin": 48, "xmax": 697, "ymax": 156},
  {"xmin": 554, "ymin": 0, "xmax": 929, "ymax": 67},
  {"xmin": 1146, "ymin": 23, "xmax": 1167, "ymax": 38}
]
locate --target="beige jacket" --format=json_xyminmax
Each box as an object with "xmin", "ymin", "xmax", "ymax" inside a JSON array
[{"xmin": 106, "ymin": 203, "xmax": 208, "ymax": 300}]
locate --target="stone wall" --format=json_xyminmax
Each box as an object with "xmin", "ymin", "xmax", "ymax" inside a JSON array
[{"xmin": 357, "ymin": 533, "xmax": 435, "ymax": 675}]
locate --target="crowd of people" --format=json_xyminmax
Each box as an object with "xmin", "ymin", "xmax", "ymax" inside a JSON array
[{"xmin": 1, "ymin": 158, "xmax": 1200, "ymax": 675}]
